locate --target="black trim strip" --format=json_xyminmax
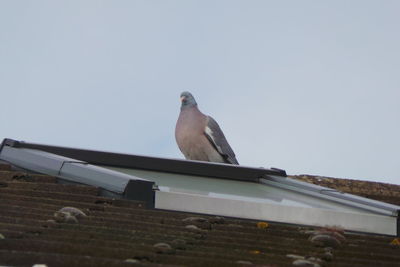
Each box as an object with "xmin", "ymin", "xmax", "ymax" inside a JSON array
[
  {"xmin": 1, "ymin": 138, "xmax": 286, "ymax": 182},
  {"xmin": 0, "ymin": 138, "xmax": 18, "ymax": 151},
  {"xmin": 125, "ymin": 180, "xmax": 155, "ymax": 208}
]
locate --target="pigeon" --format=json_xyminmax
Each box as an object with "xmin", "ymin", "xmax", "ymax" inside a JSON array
[{"xmin": 175, "ymin": 91, "xmax": 239, "ymax": 165}]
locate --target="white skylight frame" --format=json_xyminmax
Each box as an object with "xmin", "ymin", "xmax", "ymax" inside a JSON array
[
  {"xmin": 106, "ymin": 166, "xmax": 399, "ymax": 236},
  {"xmin": 155, "ymin": 190, "xmax": 397, "ymax": 236}
]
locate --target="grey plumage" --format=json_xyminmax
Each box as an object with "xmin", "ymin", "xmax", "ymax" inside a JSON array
[{"xmin": 175, "ymin": 92, "xmax": 239, "ymax": 165}]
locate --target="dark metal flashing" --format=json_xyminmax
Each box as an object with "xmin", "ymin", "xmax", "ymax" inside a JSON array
[
  {"xmin": 397, "ymin": 216, "xmax": 399, "ymax": 237},
  {"xmin": 0, "ymin": 138, "xmax": 18, "ymax": 151},
  {"xmin": 1, "ymin": 138, "xmax": 287, "ymax": 182},
  {"xmin": 125, "ymin": 180, "xmax": 155, "ymax": 208}
]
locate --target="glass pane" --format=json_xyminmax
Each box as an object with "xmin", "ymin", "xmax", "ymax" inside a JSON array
[{"xmin": 104, "ymin": 166, "xmax": 367, "ymax": 213}]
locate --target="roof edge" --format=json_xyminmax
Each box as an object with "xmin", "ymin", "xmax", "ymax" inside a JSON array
[{"xmin": 1, "ymin": 138, "xmax": 286, "ymax": 182}]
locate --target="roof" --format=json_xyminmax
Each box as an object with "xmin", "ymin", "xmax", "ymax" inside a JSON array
[
  {"xmin": 1, "ymin": 139, "xmax": 398, "ymax": 237},
  {"xmin": 291, "ymin": 175, "xmax": 400, "ymax": 206},
  {"xmin": 1, "ymin": 161, "xmax": 400, "ymax": 266}
]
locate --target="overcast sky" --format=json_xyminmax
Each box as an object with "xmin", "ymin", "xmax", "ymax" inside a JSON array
[{"xmin": 1, "ymin": 1, "xmax": 399, "ymax": 185}]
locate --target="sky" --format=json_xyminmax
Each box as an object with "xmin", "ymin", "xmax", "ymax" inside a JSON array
[{"xmin": 0, "ymin": 1, "xmax": 399, "ymax": 185}]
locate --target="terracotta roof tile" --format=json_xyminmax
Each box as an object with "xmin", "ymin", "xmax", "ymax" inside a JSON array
[{"xmin": 1, "ymin": 164, "xmax": 399, "ymax": 267}]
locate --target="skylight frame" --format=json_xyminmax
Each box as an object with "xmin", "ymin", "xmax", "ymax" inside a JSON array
[
  {"xmin": 0, "ymin": 139, "xmax": 286, "ymax": 182},
  {"xmin": 155, "ymin": 190, "xmax": 397, "ymax": 236},
  {"xmin": 0, "ymin": 141, "xmax": 155, "ymax": 207},
  {"xmin": 1, "ymin": 138, "xmax": 399, "ymax": 236}
]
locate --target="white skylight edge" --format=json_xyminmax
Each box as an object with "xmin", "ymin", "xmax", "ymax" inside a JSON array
[{"xmin": 155, "ymin": 191, "xmax": 397, "ymax": 236}]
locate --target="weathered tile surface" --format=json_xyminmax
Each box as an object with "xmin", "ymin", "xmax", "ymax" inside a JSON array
[{"xmin": 1, "ymin": 164, "xmax": 399, "ymax": 267}]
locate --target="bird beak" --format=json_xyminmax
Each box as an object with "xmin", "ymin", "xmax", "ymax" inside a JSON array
[{"xmin": 180, "ymin": 96, "xmax": 186, "ymax": 102}]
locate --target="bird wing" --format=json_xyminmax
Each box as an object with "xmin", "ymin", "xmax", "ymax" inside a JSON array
[{"xmin": 204, "ymin": 116, "xmax": 239, "ymax": 164}]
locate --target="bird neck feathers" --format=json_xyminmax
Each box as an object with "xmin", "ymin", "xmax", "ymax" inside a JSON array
[{"xmin": 181, "ymin": 103, "xmax": 198, "ymax": 111}]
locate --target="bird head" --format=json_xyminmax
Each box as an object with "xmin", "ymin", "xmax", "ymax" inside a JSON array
[{"xmin": 180, "ymin": 91, "xmax": 197, "ymax": 109}]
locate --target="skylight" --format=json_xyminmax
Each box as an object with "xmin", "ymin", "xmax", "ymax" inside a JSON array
[{"xmin": 1, "ymin": 138, "xmax": 398, "ymax": 236}]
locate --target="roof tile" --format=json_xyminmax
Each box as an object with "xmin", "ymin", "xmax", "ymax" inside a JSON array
[
  {"xmin": 291, "ymin": 175, "xmax": 400, "ymax": 205},
  {"xmin": 1, "ymin": 164, "xmax": 400, "ymax": 266}
]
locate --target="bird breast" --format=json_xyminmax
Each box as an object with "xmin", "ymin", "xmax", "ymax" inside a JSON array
[
  {"xmin": 175, "ymin": 109, "xmax": 205, "ymax": 147},
  {"xmin": 175, "ymin": 108, "xmax": 223, "ymax": 162}
]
